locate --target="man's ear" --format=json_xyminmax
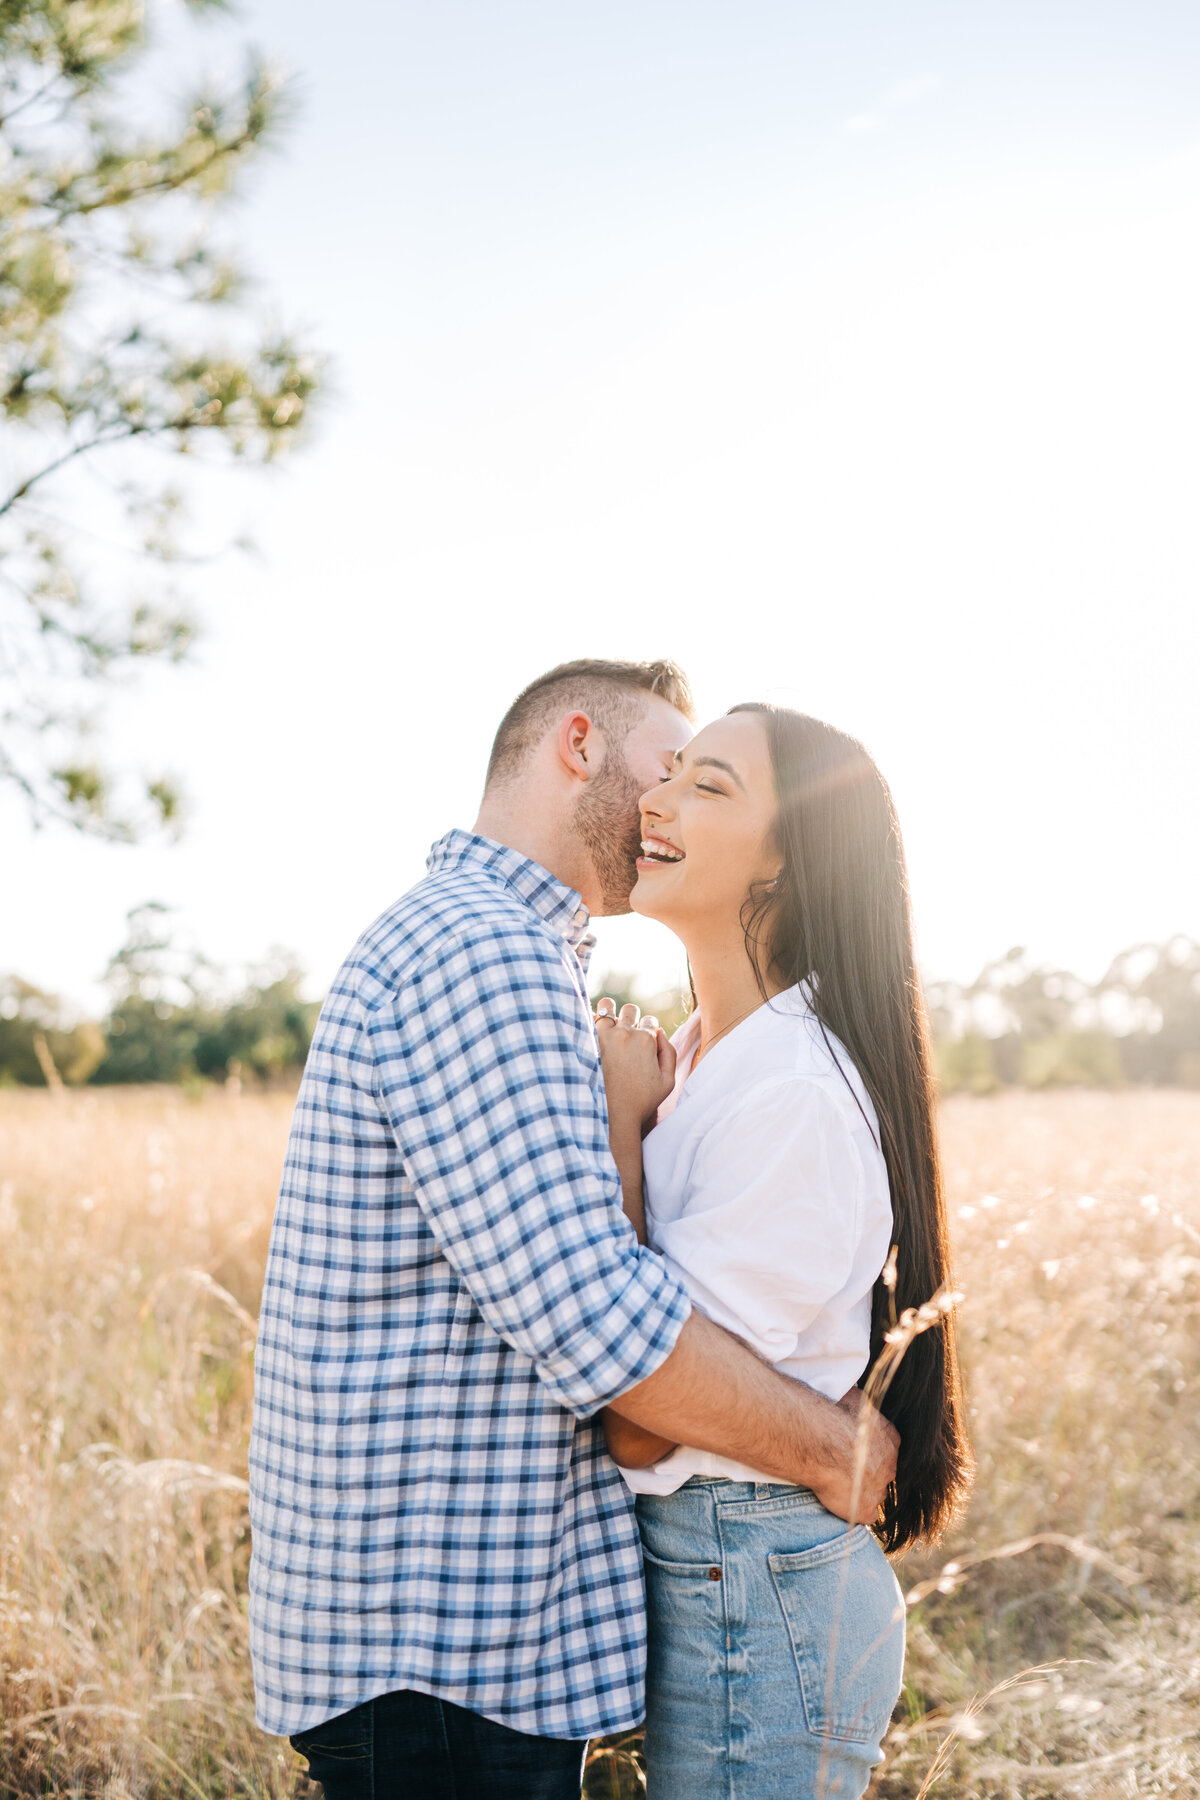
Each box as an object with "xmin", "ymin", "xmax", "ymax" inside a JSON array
[{"xmin": 556, "ymin": 711, "xmax": 601, "ymax": 784}]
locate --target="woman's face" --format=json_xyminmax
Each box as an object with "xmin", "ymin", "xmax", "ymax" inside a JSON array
[{"xmin": 631, "ymin": 711, "xmax": 782, "ymax": 939}]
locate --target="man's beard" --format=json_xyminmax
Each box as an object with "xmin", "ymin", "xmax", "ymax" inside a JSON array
[{"xmin": 572, "ymin": 754, "xmax": 645, "ymax": 916}]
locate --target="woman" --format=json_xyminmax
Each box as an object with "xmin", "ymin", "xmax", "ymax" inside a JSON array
[{"xmin": 594, "ymin": 704, "xmax": 972, "ymax": 1799}]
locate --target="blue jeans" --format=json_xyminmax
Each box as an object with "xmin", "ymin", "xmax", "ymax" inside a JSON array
[
  {"xmin": 289, "ymin": 1688, "xmax": 588, "ymax": 1799},
  {"xmin": 637, "ymin": 1478, "xmax": 906, "ymax": 1799}
]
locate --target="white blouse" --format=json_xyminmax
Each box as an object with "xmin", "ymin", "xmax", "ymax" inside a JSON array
[{"xmin": 617, "ymin": 983, "xmax": 893, "ymax": 1495}]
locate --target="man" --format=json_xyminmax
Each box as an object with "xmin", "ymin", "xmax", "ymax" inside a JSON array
[{"xmin": 248, "ymin": 657, "xmax": 898, "ymax": 1799}]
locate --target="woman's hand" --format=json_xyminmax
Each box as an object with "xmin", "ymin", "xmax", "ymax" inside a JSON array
[
  {"xmin": 593, "ymin": 999, "xmax": 674, "ymax": 1244},
  {"xmin": 594, "ymin": 998, "xmax": 676, "ymax": 1133}
]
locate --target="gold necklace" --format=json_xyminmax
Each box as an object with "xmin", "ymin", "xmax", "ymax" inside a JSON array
[{"xmin": 693, "ymin": 999, "xmax": 763, "ymax": 1068}]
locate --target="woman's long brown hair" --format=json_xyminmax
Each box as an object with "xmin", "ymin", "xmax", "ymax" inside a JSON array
[{"xmin": 729, "ymin": 703, "xmax": 973, "ymax": 1551}]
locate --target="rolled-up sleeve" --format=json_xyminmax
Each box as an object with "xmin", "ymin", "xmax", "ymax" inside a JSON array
[{"xmin": 368, "ymin": 921, "xmax": 691, "ymax": 1418}]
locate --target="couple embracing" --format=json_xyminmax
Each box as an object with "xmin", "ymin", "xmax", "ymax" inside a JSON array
[{"xmin": 248, "ymin": 658, "xmax": 971, "ymax": 1799}]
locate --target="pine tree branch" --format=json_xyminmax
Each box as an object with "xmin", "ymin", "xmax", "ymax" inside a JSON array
[
  {"xmin": 47, "ymin": 83, "xmax": 276, "ymax": 221},
  {"xmin": 0, "ymin": 7, "xmax": 319, "ymax": 840},
  {"xmin": 0, "ymin": 72, "xmax": 64, "ymax": 129},
  {"xmin": 0, "ymin": 423, "xmax": 157, "ymax": 518}
]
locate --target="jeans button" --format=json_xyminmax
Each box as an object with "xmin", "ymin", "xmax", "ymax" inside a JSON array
[{"xmin": 708, "ymin": 1567, "xmax": 722, "ymax": 1581}]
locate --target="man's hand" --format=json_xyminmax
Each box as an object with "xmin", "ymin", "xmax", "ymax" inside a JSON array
[{"xmin": 807, "ymin": 1386, "xmax": 899, "ymax": 1525}]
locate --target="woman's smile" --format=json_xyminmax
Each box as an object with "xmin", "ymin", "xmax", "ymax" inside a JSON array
[{"xmin": 636, "ymin": 831, "xmax": 686, "ymax": 872}]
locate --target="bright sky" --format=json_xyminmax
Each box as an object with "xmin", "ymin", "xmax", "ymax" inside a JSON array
[{"xmin": 5, "ymin": 0, "xmax": 1199, "ymax": 1014}]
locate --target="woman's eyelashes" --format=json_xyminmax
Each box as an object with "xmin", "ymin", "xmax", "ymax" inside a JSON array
[{"xmin": 653, "ymin": 768, "xmax": 727, "ymax": 796}]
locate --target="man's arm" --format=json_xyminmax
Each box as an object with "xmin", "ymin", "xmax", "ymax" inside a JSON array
[
  {"xmin": 606, "ymin": 1310, "xmax": 897, "ymax": 1523},
  {"xmin": 602, "ymin": 1411, "xmax": 676, "ymax": 1468}
]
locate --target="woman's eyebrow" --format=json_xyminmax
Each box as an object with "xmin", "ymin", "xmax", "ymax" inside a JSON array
[{"xmin": 672, "ymin": 749, "xmax": 746, "ymax": 793}]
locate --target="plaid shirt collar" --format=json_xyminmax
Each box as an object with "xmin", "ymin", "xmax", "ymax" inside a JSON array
[{"xmin": 428, "ymin": 829, "xmax": 597, "ymax": 967}]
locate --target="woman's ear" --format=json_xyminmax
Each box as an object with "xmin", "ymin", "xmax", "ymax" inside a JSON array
[{"xmin": 762, "ymin": 824, "xmax": 785, "ymax": 891}]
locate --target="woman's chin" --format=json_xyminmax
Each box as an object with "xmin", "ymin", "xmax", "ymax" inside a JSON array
[
  {"xmin": 631, "ymin": 874, "xmax": 681, "ymax": 924},
  {"xmin": 630, "ymin": 878, "xmax": 662, "ymax": 921}
]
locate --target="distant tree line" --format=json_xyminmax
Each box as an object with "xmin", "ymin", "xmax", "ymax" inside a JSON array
[
  {"xmin": 926, "ymin": 939, "xmax": 1200, "ymax": 1092},
  {"xmin": 3, "ymin": 923, "xmax": 1199, "ymax": 1091},
  {"xmin": 1, "ymin": 903, "xmax": 318, "ymax": 1089},
  {"xmin": 552, "ymin": 939, "xmax": 1200, "ymax": 1097}
]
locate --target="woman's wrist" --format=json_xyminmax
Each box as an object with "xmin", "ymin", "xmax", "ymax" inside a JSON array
[
  {"xmin": 607, "ymin": 1112, "xmax": 647, "ymax": 1156},
  {"xmin": 607, "ymin": 1114, "xmax": 647, "ymax": 1241}
]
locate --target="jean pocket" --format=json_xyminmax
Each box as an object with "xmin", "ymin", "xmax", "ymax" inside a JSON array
[
  {"xmin": 642, "ymin": 1543, "xmax": 725, "ymax": 1581},
  {"xmin": 768, "ymin": 1531, "xmax": 905, "ymax": 1745},
  {"xmin": 642, "ymin": 1543, "xmax": 726, "ymax": 1684}
]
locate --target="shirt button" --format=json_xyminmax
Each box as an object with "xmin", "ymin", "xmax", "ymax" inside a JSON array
[
  {"xmin": 708, "ymin": 1567, "xmax": 722, "ymax": 1581},
  {"xmin": 573, "ymin": 907, "xmax": 587, "ymax": 926}
]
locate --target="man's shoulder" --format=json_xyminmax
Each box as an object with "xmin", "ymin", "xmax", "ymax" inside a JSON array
[{"xmin": 343, "ymin": 861, "xmax": 573, "ymax": 1012}]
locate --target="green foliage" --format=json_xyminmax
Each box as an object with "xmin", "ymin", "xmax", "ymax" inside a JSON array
[
  {"xmin": 94, "ymin": 976, "xmax": 321, "ymax": 1086},
  {"xmin": 610, "ymin": 941, "xmax": 1200, "ymax": 1096},
  {"xmin": 931, "ymin": 940, "xmax": 1200, "ymax": 1092},
  {"xmin": 191, "ymin": 959, "xmax": 318, "ymax": 1080},
  {"xmin": 1019, "ymin": 1030, "xmax": 1124, "ymax": 1090},
  {"xmin": 4, "ymin": 932, "xmax": 1200, "ymax": 1091},
  {"xmin": 88, "ymin": 902, "xmax": 319, "ymax": 1084},
  {"xmin": 1099, "ymin": 937, "xmax": 1200, "ymax": 1085},
  {"xmin": 934, "ymin": 1031, "xmax": 1000, "ymax": 1096},
  {"xmin": 96, "ymin": 989, "xmax": 201, "ymax": 1084},
  {"xmin": 93, "ymin": 963, "xmax": 319, "ymax": 1086},
  {"xmin": 0, "ymin": 900, "xmax": 320, "ymax": 1088},
  {"xmin": 0, "ymin": 0, "xmax": 322, "ymax": 838},
  {"xmin": 0, "ymin": 972, "xmax": 105, "ymax": 1084}
]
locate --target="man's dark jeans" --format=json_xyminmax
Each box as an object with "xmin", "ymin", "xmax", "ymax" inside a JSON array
[{"xmin": 290, "ymin": 1688, "xmax": 589, "ymax": 1799}]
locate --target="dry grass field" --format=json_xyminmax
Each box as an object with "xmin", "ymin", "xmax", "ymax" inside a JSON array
[{"xmin": 2, "ymin": 1086, "xmax": 1199, "ymax": 1797}]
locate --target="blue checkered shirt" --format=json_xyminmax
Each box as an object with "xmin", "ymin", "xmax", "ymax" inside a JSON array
[{"xmin": 248, "ymin": 830, "xmax": 691, "ymax": 1741}]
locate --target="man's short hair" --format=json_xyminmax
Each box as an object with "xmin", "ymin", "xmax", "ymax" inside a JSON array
[{"xmin": 485, "ymin": 658, "xmax": 696, "ymax": 791}]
